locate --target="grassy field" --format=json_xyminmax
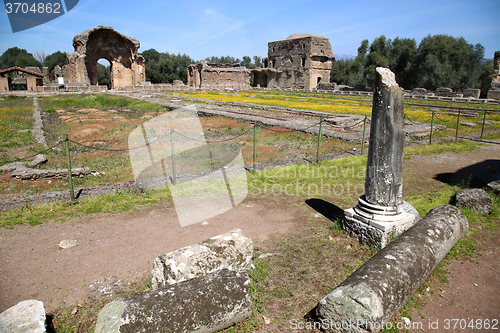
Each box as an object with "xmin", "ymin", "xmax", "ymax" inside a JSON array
[
  {"xmin": 0, "ymin": 95, "xmax": 37, "ymax": 165},
  {"xmin": 34, "ymin": 139, "xmax": 499, "ymax": 333},
  {"xmin": 177, "ymin": 90, "xmax": 500, "ymax": 140},
  {"xmin": 0, "ymin": 93, "xmax": 358, "ymax": 198},
  {"xmin": 0, "ymin": 92, "xmax": 499, "ymax": 332}
]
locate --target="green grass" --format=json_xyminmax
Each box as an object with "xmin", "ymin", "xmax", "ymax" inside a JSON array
[
  {"xmin": 404, "ymin": 140, "xmax": 478, "ymax": 157},
  {"xmin": 40, "ymin": 94, "xmax": 163, "ymax": 114},
  {"xmin": 0, "ymin": 189, "xmax": 171, "ymax": 227}
]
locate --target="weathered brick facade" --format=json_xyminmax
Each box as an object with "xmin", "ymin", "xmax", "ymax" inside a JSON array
[
  {"xmin": 253, "ymin": 34, "xmax": 334, "ymax": 90},
  {"xmin": 66, "ymin": 25, "xmax": 145, "ymax": 90},
  {"xmin": 187, "ymin": 61, "xmax": 251, "ymax": 89}
]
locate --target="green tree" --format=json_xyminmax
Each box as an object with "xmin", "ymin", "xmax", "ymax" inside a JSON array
[
  {"xmin": 331, "ymin": 40, "xmax": 368, "ymax": 89},
  {"xmin": 141, "ymin": 48, "xmax": 162, "ymax": 83},
  {"xmin": 43, "ymin": 51, "xmax": 67, "ymax": 80},
  {"xmin": 141, "ymin": 49, "xmax": 194, "ymax": 84},
  {"xmin": 389, "ymin": 37, "xmax": 418, "ymax": 89},
  {"xmin": 97, "ymin": 63, "xmax": 111, "ymax": 88},
  {"xmin": 0, "ymin": 47, "xmax": 41, "ymax": 69},
  {"xmin": 363, "ymin": 35, "xmax": 391, "ymax": 88},
  {"xmin": 241, "ymin": 56, "xmax": 252, "ymax": 68},
  {"xmin": 253, "ymin": 55, "xmax": 262, "ymax": 68},
  {"xmin": 415, "ymin": 34, "xmax": 485, "ymax": 91},
  {"xmin": 205, "ymin": 55, "xmax": 241, "ymax": 64},
  {"xmin": 477, "ymin": 60, "xmax": 494, "ymax": 98}
]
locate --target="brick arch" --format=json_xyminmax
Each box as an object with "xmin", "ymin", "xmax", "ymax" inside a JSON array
[{"xmin": 66, "ymin": 25, "xmax": 145, "ymax": 89}]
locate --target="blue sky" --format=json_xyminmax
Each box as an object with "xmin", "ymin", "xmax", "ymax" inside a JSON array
[{"xmin": 1, "ymin": 0, "xmax": 499, "ymax": 62}]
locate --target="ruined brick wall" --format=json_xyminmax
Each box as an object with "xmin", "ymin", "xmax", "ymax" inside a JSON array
[
  {"xmin": 187, "ymin": 61, "xmax": 250, "ymax": 89},
  {"xmin": 66, "ymin": 25, "xmax": 145, "ymax": 90},
  {"xmin": 263, "ymin": 34, "xmax": 334, "ymax": 90},
  {"xmin": 488, "ymin": 51, "xmax": 500, "ymax": 100}
]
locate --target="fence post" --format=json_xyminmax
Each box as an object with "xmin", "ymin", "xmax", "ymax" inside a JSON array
[
  {"xmin": 429, "ymin": 111, "xmax": 435, "ymax": 145},
  {"xmin": 64, "ymin": 134, "xmax": 74, "ymax": 201},
  {"xmin": 316, "ymin": 117, "xmax": 323, "ymax": 164},
  {"xmin": 455, "ymin": 110, "xmax": 461, "ymax": 142},
  {"xmin": 361, "ymin": 115, "xmax": 367, "ymax": 154},
  {"xmin": 171, "ymin": 126, "xmax": 176, "ymax": 185},
  {"xmin": 253, "ymin": 121, "xmax": 257, "ymax": 172},
  {"xmin": 481, "ymin": 110, "xmax": 487, "ymax": 138}
]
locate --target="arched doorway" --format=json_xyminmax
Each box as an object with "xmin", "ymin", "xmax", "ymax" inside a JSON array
[
  {"xmin": 66, "ymin": 26, "xmax": 145, "ymax": 89},
  {"xmin": 96, "ymin": 59, "xmax": 111, "ymax": 89}
]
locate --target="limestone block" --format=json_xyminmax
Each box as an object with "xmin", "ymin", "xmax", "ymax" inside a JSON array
[
  {"xmin": 0, "ymin": 300, "xmax": 46, "ymax": 333},
  {"xmin": 487, "ymin": 180, "xmax": 500, "ymax": 195},
  {"xmin": 95, "ymin": 269, "xmax": 251, "ymax": 333},
  {"xmin": 314, "ymin": 205, "xmax": 468, "ymax": 333},
  {"xmin": 455, "ymin": 188, "xmax": 492, "ymax": 214},
  {"xmin": 463, "ymin": 89, "xmax": 481, "ymax": 99},
  {"xmin": 151, "ymin": 228, "xmax": 253, "ymax": 289}
]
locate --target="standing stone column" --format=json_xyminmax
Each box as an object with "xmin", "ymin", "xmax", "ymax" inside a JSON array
[{"xmin": 344, "ymin": 67, "xmax": 417, "ymax": 248}]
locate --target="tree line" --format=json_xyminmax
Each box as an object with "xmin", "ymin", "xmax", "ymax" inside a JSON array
[
  {"xmin": 140, "ymin": 50, "xmax": 263, "ymax": 84},
  {"xmin": 0, "ymin": 33, "xmax": 495, "ymax": 95},
  {"xmin": 331, "ymin": 34, "xmax": 494, "ymax": 96}
]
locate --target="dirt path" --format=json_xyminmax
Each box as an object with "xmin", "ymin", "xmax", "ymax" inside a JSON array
[{"xmin": 0, "ymin": 139, "xmax": 499, "ymax": 331}]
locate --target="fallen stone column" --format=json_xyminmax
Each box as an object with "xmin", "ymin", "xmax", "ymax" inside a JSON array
[
  {"xmin": 314, "ymin": 205, "xmax": 468, "ymax": 333},
  {"xmin": 95, "ymin": 268, "xmax": 251, "ymax": 333}
]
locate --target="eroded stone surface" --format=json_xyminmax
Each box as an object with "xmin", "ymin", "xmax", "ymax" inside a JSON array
[
  {"xmin": 95, "ymin": 269, "xmax": 251, "ymax": 333},
  {"xmin": 187, "ymin": 61, "xmax": 250, "ymax": 89},
  {"xmin": 488, "ymin": 51, "xmax": 500, "ymax": 100},
  {"xmin": 455, "ymin": 188, "xmax": 492, "ymax": 214},
  {"xmin": 151, "ymin": 228, "xmax": 253, "ymax": 289},
  {"xmin": 365, "ymin": 67, "xmax": 405, "ymax": 207},
  {"xmin": 0, "ymin": 300, "xmax": 46, "ymax": 333},
  {"xmin": 344, "ymin": 67, "xmax": 416, "ymax": 248},
  {"xmin": 66, "ymin": 26, "xmax": 145, "ymax": 90},
  {"xmin": 252, "ymin": 34, "xmax": 334, "ymax": 90},
  {"xmin": 315, "ymin": 205, "xmax": 468, "ymax": 333}
]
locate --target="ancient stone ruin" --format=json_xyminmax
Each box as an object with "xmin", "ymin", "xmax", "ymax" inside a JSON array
[
  {"xmin": 315, "ymin": 205, "xmax": 468, "ymax": 333},
  {"xmin": 487, "ymin": 51, "xmax": 500, "ymax": 100},
  {"xmin": 187, "ymin": 60, "xmax": 251, "ymax": 89},
  {"xmin": 344, "ymin": 67, "xmax": 418, "ymax": 248},
  {"xmin": 65, "ymin": 25, "xmax": 145, "ymax": 90},
  {"xmin": 252, "ymin": 33, "xmax": 334, "ymax": 90}
]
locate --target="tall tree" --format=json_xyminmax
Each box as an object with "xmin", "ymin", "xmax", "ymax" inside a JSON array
[
  {"xmin": 0, "ymin": 47, "xmax": 41, "ymax": 69},
  {"xmin": 477, "ymin": 60, "xmax": 494, "ymax": 98},
  {"xmin": 389, "ymin": 37, "xmax": 418, "ymax": 89},
  {"xmin": 415, "ymin": 34, "xmax": 484, "ymax": 91},
  {"xmin": 43, "ymin": 51, "xmax": 67, "ymax": 79},
  {"xmin": 252, "ymin": 55, "xmax": 262, "ymax": 68},
  {"xmin": 140, "ymin": 49, "xmax": 194, "ymax": 84},
  {"xmin": 364, "ymin": 35, "xmax": 391, "ymax": 88}
]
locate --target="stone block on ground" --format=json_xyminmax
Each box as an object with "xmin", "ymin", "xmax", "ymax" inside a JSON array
[
  {"xmin": 455, "ymin": 188, "xmax": 492, "ymax": 214},
  {"xmin": 151, "ymin": 228, "xmax": 253, "ymax": 289},
  {"xmin": 95, "ymin": 269, "xmax": 251, "ymax": 333},
  {"xmin": 487, "ymin": 180, "xmax": 500, "ymax": 195},
  {"xmin": 0, "ymin": 300, "xmax": 46, "ymax": 333}
]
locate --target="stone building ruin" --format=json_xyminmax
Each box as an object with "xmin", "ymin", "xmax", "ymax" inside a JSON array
[
  {"xmin": 187, "ymin": 60, "xmax": 250, "ymax": 89},
  {"xmin": 65, "ymin": 25, "xmax": 145, "ymax": 90},
  {"xmin": 488, "ymin": 51, "xmax": 500, "ymax": 100},
  {"xmin": 252, "ymin": 34, "xmax": 335, "ymax": 90}
]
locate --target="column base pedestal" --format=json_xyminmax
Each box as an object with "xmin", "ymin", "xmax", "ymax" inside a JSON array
[{"xmin": 344, "ymin": 196, "xmax": 418, "ymax": 248}]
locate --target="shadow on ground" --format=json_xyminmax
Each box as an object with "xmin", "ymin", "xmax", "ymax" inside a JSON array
[
  {"xmin": 434, "ymin": 159, "xmax": 500, "ymax": 188},
  {"xmin": 305, "ymin": 198, "xmax": 345, "ymax": 226}
]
